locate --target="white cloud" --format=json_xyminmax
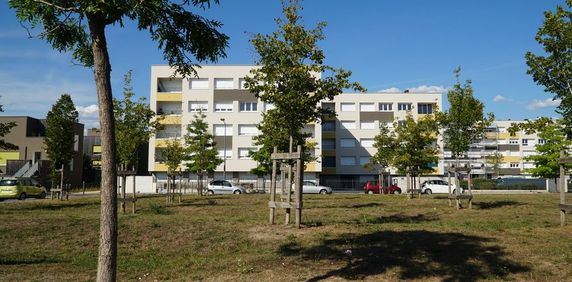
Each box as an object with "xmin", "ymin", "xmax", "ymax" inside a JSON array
[
  {"xmin": 493, "ymin": 95, "xmax": 513, "ymax": 103},
  {"xmin": 378, "ymin": 87, "xmax": 401, "ymax": 93},
  {"xmin": 76, "ymin": 104, "xmax": 99, "ymax": 117},
  {"xmin": 526, "ymin": 98, "xmax": 561, "ymax": 110},
  {"xmin": 407, "ymin": 85, "xmax": 446, "ymax": 93}
]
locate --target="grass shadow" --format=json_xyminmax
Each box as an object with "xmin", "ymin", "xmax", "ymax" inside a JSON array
[
  {"xmin": 10, "ymin": 202, "xmax": 99, "ymax": 211},
  {"xmin": 347, "ymin": 213, "xmax": 438, "ymax": 225},
  {"xmin": 475, "ymin": 200, "xmax": 522, "ymax": 210},
  {"xmin": 0, "ymin": 256, "xmax": 62, "ymax": 265},
  {"xmin": 279, "ymin": 230, "xmax": 529, "ymax": 281}
]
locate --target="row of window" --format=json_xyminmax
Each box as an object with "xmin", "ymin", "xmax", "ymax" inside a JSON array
[
  {"xmin": 188, "ymin": 101, "xmax": 263, "ymax": 113},
  {"xmin": 322, "ymin": 138, "xmax": 374, "ymax": 149},
  {"xmin": 322, "ymin": 156, "xmax": 370, "ymax": 167},
  {"xmin": 506, "ymin": 139, "xmax": 546, "ymax": 145},
  {"xmin": 217, "ymin": 147, "xmax": 257, "ymax": 160},
  {"xmin": 339, "ymin": 102, "xmax": 432, "ymax": 114},
  {"xmin": 212, "ymin": 124, "xmax": 257, "ymax": 136},
  {"xmin": 158, "ymin": 77, "xmax": 250, "ymax": 92},
  {"xmin": 322, "ymin": 120, "xmax": 398, "ymax": 131}
]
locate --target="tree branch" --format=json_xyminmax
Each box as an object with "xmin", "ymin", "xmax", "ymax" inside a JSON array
[{"xmin": 33, "ymin": 0, "xmax": 79, "ymax": 12}]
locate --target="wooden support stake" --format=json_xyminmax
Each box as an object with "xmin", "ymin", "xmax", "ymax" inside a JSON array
[
  {"xmin": 447, "ymin": 169, "xmax": 452, "ymax": 207},
  {"xmin": 295, "ymin": 145, "xmax": 303, "ymax": 228},
  {"xmin": 560, "ymin": 151, "xmax": 566, "ymax": 226},
  {"xmin": 269, "ymin": 147, "xmax": 278, "ymax": 224}
]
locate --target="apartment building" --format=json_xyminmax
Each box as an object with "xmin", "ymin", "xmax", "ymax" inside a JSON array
[
  {"xmin": 149, "ymin": 65, "xmax": 444, "ymax": 189},
  {"xmin": 443, "ymin": 120, "xmax": 541, "ymax": 178},
  {"xmin": 0, "ymin": 116, "xmax": 84, "ymax": 187}
]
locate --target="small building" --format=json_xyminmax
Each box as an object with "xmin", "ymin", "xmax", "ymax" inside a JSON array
[{"xmin": 0, "ymin": 116, "xmax": 84, "ymax": 187}]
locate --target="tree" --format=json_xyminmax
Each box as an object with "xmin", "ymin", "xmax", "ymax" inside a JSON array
[
  {"xmin": 508, "ymin": 118, "xmax": 572, "ymax": 183},
  {"xmin": 439, "ymin": 68, "xmax": 494, "ymax": 168},
  {"xmin": 526, "ymin": 0, "xmax": 572, "ymax": 137},
  {"xmin": 368, "ymin": 123, "xmax": 398, "ymax": 188},
  {"xmin": 9, "ymin": 1, "xmax": 228, "ymax": 280},
  {"xmin": 484, "ymin": 152, "xmax": 503, "ymax": 178},
  {"xmin": 0, "ymin": 104, "xmax": 17, "ymax": 150},
  {"xmin": 45, "ymin": 94, "xmax": 79, "ymax": 187},
  {"xmin": 184, "ymin": 111, "xmax": 222, "ymax": 195},
  {"xmin": 161, "ymin": 139, "xmax": 186, "ymax": 201},
  {"xmin": 245, "ymin": 0, "xmax": 364, "ymax": 175},
  {"xmin": 393, "ymin": 113, "xmax": 440, "ymax": 178},
  {"xmin": 114, "ymin": 70, "xmax": 162, "ymax": 171}
]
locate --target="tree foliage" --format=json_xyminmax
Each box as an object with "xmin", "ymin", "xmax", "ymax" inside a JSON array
[
  {"xmin": 114, "ymin": 70, "xmax": 162, "ymax": 170},
  {"xmin": 526, "ymin": 0, "xmax": 572, "ymax": 137},
  {"xmin": 244, "ymin": 0, "xmax": 364, "ymax": 175},
  {"xmin": 0, "ymin": 104, "xmax": 17, "ymax": 150},
  {"xmin": 161, "ymin": 139, "xmax": 186, "ymax": 176},
  {"xmin": 45, "ymin": 94, "xmax": 79, "ymax": 175},
  {"xmin": 184, "ymin": 111, "xmax": 222, "ymax": 175},
  {"xmin": 392, "ymin": 114, "xmax": 440, "ymax": 176},
  {"xmin": 368, "ymin": 123, "xmax": 398, "ymax": 185},
  {"xmin": 9, "ymin": 1, "xmax": 228, "ymax": 280},
  {"xmin": 508, "ymin": 118, "xmax": 572, "ymax": 180},
  {"xmin": 439, "ymin": 68, "xmax": 494, "ymax": 159},
  {"xmin": 484, "ymin": 152, "xmax": 503, "ymax": 178}
]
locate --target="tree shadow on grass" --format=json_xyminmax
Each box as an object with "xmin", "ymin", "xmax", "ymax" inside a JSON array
[
  {"xmin": 0, "ymin": 256, "xmax": 62, "ymax": 265},
  {"xmin": 475, "ymin": 200, "xmax": 522, "ymax": 210},
  {"xmin": 279, "ymin": 230, "xmax": 529, "ymax": 281},
  {"xmin": 345, "ymin": 213, "xmax": 438, "ymax": 225},
  {"xmin": 18, "ymin": 202, "xmax": 98, "ymax": 211}
]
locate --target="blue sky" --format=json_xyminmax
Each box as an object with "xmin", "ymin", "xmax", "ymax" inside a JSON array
[{"xmin": 0, "ymin": 0, "xmax": 565, "ymax": 128}]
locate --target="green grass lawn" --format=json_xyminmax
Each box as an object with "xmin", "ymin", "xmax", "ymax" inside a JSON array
[{"xmin": 0, "ymin": 193, "xmax": 571, "ymax": 281}]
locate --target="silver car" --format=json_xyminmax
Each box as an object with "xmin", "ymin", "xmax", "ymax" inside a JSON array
[
  {"xmin": 301, "ymin": 181, "xmax": 333, "ymax": 194},
  {"xmin": 207, "ymin": 180, "xmax": 246, "ymax": 195}
]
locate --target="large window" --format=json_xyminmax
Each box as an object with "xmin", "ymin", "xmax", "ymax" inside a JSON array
[
  {"xmin": 341, "ymin": 103, "xmax": 356, "ymax": 112},
  {"xmin": 322, "ymin": 121, "xmax": 335, "ymax": 131},
  {"xmin": 341, "ymin": 156, "xmax": 356, "ymax": 166},
  {"xmin": 398, "ymin": 103, "xmax": 412, "ymax": 111},
  {"xmin": 417, "ymin": 103, "xmax": 433, "ymax": 114},
  {"xmin": 214, "ymin": 124, "xmax": 233, "ymax": 136},
  {"xmin": 238, "ymin": 124, "xmax": 258, "ymax": 136},
  {"xmin": 214, "ymin": 78, "xmax": 233, "ymax": 89},
  {"xmin": 340, "ymin": 120, "xmax": 356, "ymax": 129},
  {"xmin": 215, "ymin": 102, "xmax": 233, "ymax": 112},
  {"xmin": 217, "ymin": 149, "xmax": 232, "ymax": 159},
  {"xmin": 190, "ymin": 78, "xmax": 209, "ymax": 89},
  {"xmin": 238, "ymin": 148, "xmax": 256, "ymax": 160},
  {"xmin": 379, "ymin": 103, "xmax": 393, "ymax": 111},
  {"xmin": 188, "ymin": 101, "xmax": 208, "ymax": 112},
  {"xmin": 359, "ymin": 156, "xmax": 370, "ymax": 165},
  {"xmin": 239, "ymin": 102, "xmax": 258, "ymax": 112},
  {"xmin": 360, "ymin": 121, "xmax": 375, "ymax": 129},
  {"xmin": 340, "ymin": 138, "xmax": 356, "ymax": 148},
  {"xmin": 322, "ymin": 156, "xmax": 336, "ymax": 167},
  {"xmin": 322, "ymin": 139, "xmax": 335, "ymax": 150}
]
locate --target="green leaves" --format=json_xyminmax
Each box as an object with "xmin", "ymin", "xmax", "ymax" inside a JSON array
[
  {"xmin": 245, "ymin": 0, "xmax": 364, "ymax": 175},
  {"xmin": 45, "ymin": 94, "xmax": 79, "ymax": 172},
  {"xmin": 392, "ymin": 114, "xmax": 440, "ymax": 176},
  {"xmin": 184, "ymin": 111, "xmax": 222, "ymax": 174},
  {"xmin": 526, "ymin": 0, "xmax": 572, "ymax": 137},
  {"xmin": 161, "ymin": 139, "xmax": 186, "ymax": 175}
]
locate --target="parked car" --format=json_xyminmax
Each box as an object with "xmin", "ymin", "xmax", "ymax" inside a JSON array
[
  {"xmin": 0, "ymin": 177, "xmax": 47, "ymax": 200},
  {"xmin": 298, "ymin": 181, "xmax": 332, "ymax": 194},
  {"xmin": 363, "ymin": 181, "xmax": 402, "ymax": 194},
  {"xmin": 421, "ymin": 179, "xmax": 463, "ymax": 194},
  {"xmin": 206, "ymin": 180, "xmax": 246, "ymax": 195}
]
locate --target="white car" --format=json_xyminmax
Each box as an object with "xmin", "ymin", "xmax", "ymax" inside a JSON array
[
  {"xmin": 207, "ymin": 180, "xmax": 246, "ymax": 195},
  {"xmin": 300, "ymin": 181, "xmax": 333, "ymax": 194},
  {"xmin": 421, "ymin": 180, "xmax": 463, "ymax": 194}
]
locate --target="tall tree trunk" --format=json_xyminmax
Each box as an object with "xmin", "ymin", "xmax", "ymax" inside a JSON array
[{"xmin": 88, "ymin": 15, "xmax": 118, "ymax": 282}]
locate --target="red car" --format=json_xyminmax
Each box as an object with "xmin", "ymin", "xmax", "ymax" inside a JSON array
[{"xmin": 363, "ymin": 181, "xmax": 402, "ymax": 194}]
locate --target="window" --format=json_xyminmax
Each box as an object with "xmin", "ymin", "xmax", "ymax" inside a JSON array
[
  {"xmin": 189, "ymin": 101, "xmax": 208, "ymax": 112},
  {"xmin": 238, "ymin": 125, "xmax": 257, "ymax": 136},
  {"xmin": 214, "ymin": 124, "xmax": 233, "ymax": 136},
  {"xmin": 417, "ymin": 103, "xmax": 433, "ymax": 114},
  {"xmin": 360, "ymin": 138, "xmax": 374, "ymax": 148},
  {"xmin": 322, "ymin": 121, "xmax": 335, "ymax": 131},
  {"xmin": 340, "ymin": 120, "xmax": 356, "ymax": 129},
  {"xmin": 190, "ymin": 78, "xmax": 209, "ymax": 89},
  {"xmin": 214, "ymin": 78, "xmax": 233, "ymax": 89},
  {"xmin": 379, "ymin": 103, "xmax": 393, "ymax": 111},
  {"xmin": 509, "ymin": 139, "xmax": 518, "ymax": 144},
  {"xmin": 360, "ymin": 121, "xmax": 375, "ymax": 129},
  {"xmin": 239, "ymin": 102, "xmax": 258, "ymax": 112},
  {"xmin": 398, "ymin": 103, "xmax": 412, "ymax": 111},
  {"xmin": 158, "ymin": 78, "xmax": 182, "ymax": 92},
  {"xmin": 239, "ymin": 78, "xmax": 247, "ymax": 89},
  {"xmin": 322, "ymin": 156, "xmax": 336, "ymax": 167},
  {"xmin": 359, "ymin": 156, "xmax": 370, "ymax": 166},
  {"xmin": 341, "ymin": 156, "xmax": 356, "ymax": 166},
  {"xmin": 359, "ymin": 103, "xmax": 375, "ymax": 112},
  {"xmin": 238, "ymin": 148, "xmax": 255, "ymax": 160},
  {"xmin": 217, "ymin": 149, "xmax": 232, "ymax": 159},
  {"xmin": 340, "ymin": 138, "xmax": 356, "ymax": 148},
  {"xmin": 538, "ymin": 139, "xmax": 546, "ymax": 144},
  {"xmin": 522, "ymin": 139, "xmax": 529, "ymax": 146},
  {"xmin": 341, "ymin": 103, "xmax": 356, "ymax": 112},
  {"xmin": 322, "ymin": 139, "xmax": 335, "ymax": 150},
  {"xmin": 322, "ymin": 102, "xmax": 335, "ymax": 112},
  {"xmin": 510, "ymin": 163, "xmax": 519, "ymax": 168},
  {"xmin": 215, "ymin": 102, "xmax": 233, "ymax": 112}
]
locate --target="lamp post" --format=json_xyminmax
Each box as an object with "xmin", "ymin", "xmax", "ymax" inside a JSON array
[{"xmin": 220, "ymin": 118, "xmax": 226, "ymax": 180}]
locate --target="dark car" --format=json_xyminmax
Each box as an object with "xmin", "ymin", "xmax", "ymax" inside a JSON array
[{"xmin": 363, "ymin": 181, "xmax": 402, "ymax": 194}]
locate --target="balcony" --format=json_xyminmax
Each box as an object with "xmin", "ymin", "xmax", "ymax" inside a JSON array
[
  {"xmin": 157, "ymin": 92, "xmax": 182, "ymax": 102},
  {"xmin": 159, "ymin": 115, "xmax": 182, "ymax": 125}
]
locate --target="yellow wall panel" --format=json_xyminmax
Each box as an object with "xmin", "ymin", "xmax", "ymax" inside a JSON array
[
  {"xmin": 157, "ymin": 92, "xmax": 182, "ymax": 101},
  {"xmin": 0, "ymin": 151, "xmax": 20, "ymax": 166}
]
